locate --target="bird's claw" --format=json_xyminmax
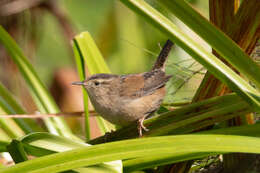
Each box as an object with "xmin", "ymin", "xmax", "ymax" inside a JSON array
[{"xmin": 138, "ymin": 118, "xmax": 149, "ymax": 137}]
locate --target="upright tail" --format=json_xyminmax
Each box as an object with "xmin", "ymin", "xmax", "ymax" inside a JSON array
[{"xmin": 152, "ymin": 39, "xmax": 173, "ymax": 71}]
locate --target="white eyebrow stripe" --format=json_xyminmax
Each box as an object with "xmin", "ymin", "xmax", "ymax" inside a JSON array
[{"xmin": 94, "ymin": 78, "xmax": 114, "ymax": 83}]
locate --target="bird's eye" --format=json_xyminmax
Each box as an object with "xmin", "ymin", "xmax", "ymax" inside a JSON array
[{"xmin": 94, "ymin": 81, "xmax": 100, "ymax": 86}]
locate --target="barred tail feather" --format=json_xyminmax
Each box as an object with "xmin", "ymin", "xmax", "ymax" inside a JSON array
[{"xmin": 152, "ymin": 39, "xmax": 174, "ymax": 71}]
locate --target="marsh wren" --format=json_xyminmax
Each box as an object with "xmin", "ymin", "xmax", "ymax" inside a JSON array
[{"xmin": 73, "ymin": 40, "xmax": 173, "ymax": 136}]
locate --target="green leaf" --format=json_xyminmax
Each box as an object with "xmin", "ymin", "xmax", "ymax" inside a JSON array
[
  {"xmin": 73, "ymin": 32, "xmax": 115, "ymax": 135},
  {"xmin": 0, "ymin": 83, "xmax": 26, "ymax": 114},
  {"xmin": 125, "ymin": 123, "xmax": 260, "ymax": 171},
  {"xmin": 73, "ymin": 40, "xmax": 91, "ymax": 141},
  {"xmin": 198, "ymin": 123, "xmax": 260, "ymax": 137},
  {"xmin": 0, "ymin": 128, "xmax": 11, "ymax": 152},
  {"xmin": 6, "ymin": 140, "xmax": 28, "ymax": 163},
  {"xmin": 0, "ymin": 105, "xmax": 25, "ymax": 139},
  {"xmin": 119, "ymin": 0, "xmax": 260, "ymax": 111},
  {"xmin": 2, "ymin": 134, "xmax": 260, "ymax": 173},
  {"xmin": 74, "ymin": 32, "xmax": 110, "ymax": 74},
  {"xmin": 0, "ymin": 115, "xmax": 24, "ymax": 139},
  {"xmin": 0, "ymin": 83, "xmax": 41, "ymax": 133},
  {"xmin": 0, "ymin": 26, "xmax": 78, "ymax": 140},
  {"xmin": 123, "ymin": 152, "xmax": 216, "ymax": 172},
  {"xmin": 161, "ymin": 0, "xmax": 260, "ymax": 89},
  {"xmin": 20, "ymin": 132, "xmax": 122, "ymax": 173}
]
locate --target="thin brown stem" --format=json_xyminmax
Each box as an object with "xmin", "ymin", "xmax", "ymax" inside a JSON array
[{"xmin": 0, "ymin": 111, "xmax": 97, "ymax": 118}]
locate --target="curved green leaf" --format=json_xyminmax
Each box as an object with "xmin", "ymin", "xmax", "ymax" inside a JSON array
[
  {"xmin": 161, "ymin": 0, "xmax": 260, "ymax": 89},
  {"xmin": 73, "ymin": 39, "xmax": 91, "ymax": 141},
  {"xmin": 0, "ymin": 128, "xmax": 11, "ymax": 152},
  {"xmin": 119, "ymin": 0, "xmax": 260, "ymax": 111},
  {"xmin": 123, "ymin": 152, "xmax": 216, "ymax": 172},
  {"xmin": 20, "ymin": 132, "xmax": 122, "ymax": 173},
  {"xmin": 73, "ymin": 32, "xmax": 115, "ymax": 136},
  {"xmin": 1, "ymin": 135, "xmax": 260, "ymax": 173},
  {"xmin": 124, "ymin": 123, "xmax": 260, "ymax": 171},
  {"xmin": 0, "ymin": 83, "xmax": 41, "ymax": 133},
  {"xmin": 0, "ymin": 26, "xmax": 78, "ymax": 140}
]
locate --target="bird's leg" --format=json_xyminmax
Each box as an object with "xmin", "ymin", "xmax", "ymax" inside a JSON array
[{"xmin": 137, "ymin": 117, "xmax": 149, "ymax": 137}]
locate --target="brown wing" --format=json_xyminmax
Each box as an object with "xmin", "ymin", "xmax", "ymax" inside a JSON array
[{"xmin": 119, "ymin": 69, "xmax": 172, "ymax": 99}]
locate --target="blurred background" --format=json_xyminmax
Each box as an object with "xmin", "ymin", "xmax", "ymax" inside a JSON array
[{"xmin": 0, "ymin": 0, "xmax": 209, "ymax": 138}]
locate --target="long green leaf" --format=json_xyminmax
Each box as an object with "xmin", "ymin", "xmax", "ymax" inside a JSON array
[
  {"xmin": 119, "ymin": 0, "xmax": 260, "ymax": 111},
  {"xmin": 0, "ymin": 115, "xmax": 24, "ymax": 139},
  {"xmin": 20, "ymin": 132, "xmax": 122, "ymax": 173},
  {"xmin": 0, "ymin": 105, "xmax": 25, "ymax": 139},
  {"xmin": 2, "ymin": 134, "xmax": 260, "ymax": 172},
  {"xmin": 161, "ymin": 0, "xmax": 260, "ymax": 89},
  {"xmin": 0, "ymin": 128, "xmax": 11, "ymax": 152},
  {"xmin": 124, "ymin": 123, "xmax": 260, "ymax": 171},
  {"xmin": 198, "ymin": 123, "xmax": 260, "ymax": 137},
  {"xmin": 0, "ymin": 84, "xmax": 25, "ymax": 114},
  {"xmin": 0, "ymin": 26, "xmax": 77, "ymax": 140},
  {"xmin": 73, "ymin": 32, "xmax": 115, "ymax": 135},
  {"xmin": 74, "ymin": 32, "xmax": 110, "ymax": 74},
  {"xmin": 123, "ymin": 152, "xmax": 217, "ymax": 172},
  {"xmin": 73, "ymin": 40, "xmax": 91, "ymax": 141},
  {"xmin": 0, "ymin": 83, "xmax": 41, "ymax": 133}
]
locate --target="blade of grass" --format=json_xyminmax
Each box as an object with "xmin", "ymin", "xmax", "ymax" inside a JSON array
[
  {"xmin": 123, "ymin": 152, "xmax": 218, "ymax": 172},
  {"xmin": 73, "ymin": 42, "xmax": 90, "ymax": 141},
  {"xmin": 0, "ymin": 107, "xmax": 25, "ymax": 138},
  {"xmin": 73, "ymin": 32, "xmax": 115, "ymax": 135},
  {"xmin": 74, "ymin": 32, "xmax": 110, "ymax": 74},
  {"xmin": 193, "ymin": 0, "xmax": 260, "ymax": 102},
  {"xmin": 0, "ymin": 128, "xmax": 11, "ymax": 152},
  {"xmin": 119, "ymin": 0, "xmax": 260, "ymax": 112},
  {"xmin": 198, "ymin": 123, "xmax": 260, "ymax": 137},
  {"xmin": 19, "ymin": 132, "xmax": 122, "ymax": 173},
  {"xmin": 0, "ymin": 26, "xmax": 78, "ymax": 140},
  {"xmin": 0, "ymin": 83, "xmax": 42, "ymax": 133},
  {"xmin": 148, "ymin": 101, "xmax": 249, "ymax": 136},
  {"xmin": 0, "ymin": 84, "xmax": 25, "ymax": 114},
  {"xmin": 2, "ymin": 134, "xmax": 260, "ymax": 173},
  {"xmin": 161, "ymin": 0, "xmax": 260, "ymax": 89},
  {"xmin": 124, "ymin": 123, "xmax": 260, "ymax": 171}
]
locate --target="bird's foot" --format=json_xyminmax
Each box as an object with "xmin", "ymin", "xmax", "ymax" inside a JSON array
[{"xmin": 137, "ymin": 117, "xmax": 149, "ymax": 137}]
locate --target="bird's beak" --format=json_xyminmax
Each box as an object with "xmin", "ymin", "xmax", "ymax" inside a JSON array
[{"xmin": 71, "ymin": 81, "xmax": 85, "ymax": 86}]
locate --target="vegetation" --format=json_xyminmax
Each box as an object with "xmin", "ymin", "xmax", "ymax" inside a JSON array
[{"xmin": 0, "ymin": 0, "xmax": 259, "ymax": 172}]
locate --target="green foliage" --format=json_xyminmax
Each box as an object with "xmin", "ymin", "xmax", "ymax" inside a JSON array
[
  {"xmin": 73, "ymin": 32, "xmax": 115, "ymax": 139},
  {"xmin": 0, "ymin": 0, "xmax": 259, "ymax": 172},
  {"xmin": 120, "ymin": 0, "xmax": 260, "ymax": 112},
  {"xmin": 161, "ymin": 0, "xmax": 260, "ymax": 89},
  {"xmin": 0, "ymin": 26, "xmax": 79, "ymax": 141},
  {"xmin": 2, "ymin": 134, "xmax": 260, "ymax": 173},
  {"xmin": 0, "ymin": 83, "xmax": 41, "ymax": 133}
]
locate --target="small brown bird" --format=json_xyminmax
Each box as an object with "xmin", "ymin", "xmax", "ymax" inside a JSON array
[{"xmin": 73, "ymin": 40, "xmax": 173, "ymax": 136}]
